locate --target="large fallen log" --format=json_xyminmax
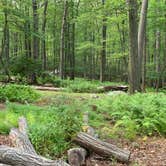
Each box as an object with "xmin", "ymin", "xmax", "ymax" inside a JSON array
[
  {"xmin": 0, "ymin": 146, "xmax": 69, "ymax": 166},
  {"xmin": 0, "ymin": 117, "xmax": 69, "ymax": 166},
  {"xmin": 74, "ymin": 132, "xmax": 130, "ymax": 163}
]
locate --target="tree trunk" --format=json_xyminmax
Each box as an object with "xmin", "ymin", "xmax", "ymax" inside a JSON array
[
  {"xmin": 155, "ymin": 30, "xmax": 161, "ymax": 91},
  {"xmin": 74, "ymin": 132, "xmax": 130, "ymax": 163},
  {"xmin": 32, "ymin": 0, "xmax": 39, "ymax": 83},
  {"xmin": 41, "ymin": 0, "xmax": 48, "ymax": 70},
  {"xmin": 60, "ymin": 0, "xmax": 68, "ymax": 79},
  {"xmin": 138, "ymin": 0, "xmax": 148, "ymax": 92},
  {"xmin": 126, "ymin": 0, "xmax": 140, "ymax": 94},
  {"xmin": 100, "ymin": 0, "xmax": 107, "ymax": 82}
]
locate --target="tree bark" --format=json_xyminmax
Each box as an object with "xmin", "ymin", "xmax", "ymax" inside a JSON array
[
  {"xmin": 32, "ymin": 0, "xmax": 39, "ymax": 83},
  {"xmin": 41, "ymin": 0, "xmax": 48, "ymax": 70},
  {"xmin": 100, "ymin": 0, "xmax": 107, "ymax": 82},
  {"xmin": 74, "ymin": 132, "xmax": 130, "ymax": 163},
  {"xmin": 126, "ymin": 0, "xmax": 140, "ymax": 94},
  {"xmin": 138, "ymin": 0, "xmax": 148, "ymax": 92},
  {"xmin": 60, "ymin": 0, "xmax": 68, "ymax": 79}
]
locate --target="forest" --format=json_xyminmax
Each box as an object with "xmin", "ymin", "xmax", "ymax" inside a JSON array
[{"xmin": 0, "ymin": 0, "xmax": 165, "ymax": 166}]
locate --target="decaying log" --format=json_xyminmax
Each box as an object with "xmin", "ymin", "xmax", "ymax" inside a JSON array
[
  {"xmin": 0, "ymin": 146, "xmax": 69, "ymax": 166},
  {"xmin": 74, "ymin": 132, "xmax": 130, "ymax": 163},
  {"xmin": 9, "ymin": 117, "xmax": 37, "ymax": 155},
  {"xmin": 32, "ymin": 86, "xmax": 65, "ymax": 91},
  {"xmin": 67, "ymin": 148, "xmax": 87, "ymax": 166},
  {"xmin": 0, "ymin": 117, "xmax": 69, "ymax": 166},
  {"xmin": 98, "ymin": 85, "xmax": 128, "ymax": 92}
]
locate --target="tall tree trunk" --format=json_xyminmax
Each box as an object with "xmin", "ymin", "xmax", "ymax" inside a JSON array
[
  {"xmin": 70, "ymin": 0, "xmax": 77, "ymax": 80},
  {"xmin": 32, "ymin": 0, "xmax": 39, "ymax": 83},
  {"xmin": 126, "ymin": 0, "xmax": 140, "ymax": 94},
  {"xmin": 141, "ymin": 35, "xmax": 146, "ymax": 92},
  {"xmin": 59, "ymin": 0, "xmax": 68, "ymax": 79},
  {"xmin": 138, "ymin": 0, "xmax": 148, "ymax": 91},
  {"xmin": 155, "ymin": 30, "xmax": 161, "ymax": 91},
  {"xmin": 100, "ymin": 0, "xmax": 107, "ymax": 82},
  {"xmin": 3, "ymin": 3, "xmax": 10, "ymax": 64},
  {"xmin": 41, "ymin": 0, "xmax": 48, "ymax": 71},
  {"xmin": 24, "ymin": 7, "xmax": 32, "ymax": 58}
]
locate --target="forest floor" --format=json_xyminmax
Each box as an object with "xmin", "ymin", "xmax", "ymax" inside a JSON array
[{"xmin": 0, "ymin": 90, "xmax": 166, "ymax": 166}]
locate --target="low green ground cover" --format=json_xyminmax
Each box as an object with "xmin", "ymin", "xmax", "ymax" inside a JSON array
[{"xmin": 0, "ymin": 84, "xmax": 165, "ymax": 158}]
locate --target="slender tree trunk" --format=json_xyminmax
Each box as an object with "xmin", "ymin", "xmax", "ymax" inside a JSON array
[
  {"xmin": 100, "ymin": 0, "xmax": 107, "ymax": 82},
  {"xmin": 41, "ymin": 0, "xmax": 48, "ymax": 71},
  {"xmin": 138, "ymin": 0, "xmax": 148, "ymax": 91},
  {"xmin": 141, "ymin": 35, "xmax": 146, "ymax": 92},
  {"xmin": 32, "ymin": 0, "xmax": 39, "ymax": 83},
  {"xmin": 70, "ymin": 0, "xmax": 77, "ymax": 80},
  {"xmin": 24, "ymin": 7, "xmax": 32, "ymax": 58},
  {"xmin": 155, "ymin": 30, "xmax": 161, "ymax": 91},
  {"xmin": 126, "ymin": 0, "xmax": 140, "ymax": 94},
  {"xmin": 59, "ymin": 0, "xmax": 68, "ymax": 79},
  {"xmin": 3, "ymin": 3, "xmax": 10, "ymax": 64}
]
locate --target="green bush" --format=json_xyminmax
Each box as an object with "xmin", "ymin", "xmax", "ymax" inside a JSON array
[
  {"xmin": 0, "ymin": 84, "xmax": 39, "ymax": 102},
  {"xmin": 0, "ymin": 103, "xmax": 81, "ymax": 158},
  {"xmin": 95, "ymin": 93, "xmax": 166, "ymax": 138}
]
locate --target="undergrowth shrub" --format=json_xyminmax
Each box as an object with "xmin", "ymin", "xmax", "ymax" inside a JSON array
[
  {"xmin": 0, "ymin": 103, "xmax": 81, "ymax": 158},
  {"xmin": 95, "ymin": 93, "xmax": 166, "ymax": 139},
  {"xmin": 0, "ymin": 84, "xmax": 39, "ymax": 103}
]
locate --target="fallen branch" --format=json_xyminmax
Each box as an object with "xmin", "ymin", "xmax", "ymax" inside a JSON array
[
  {"xmin": 74, "ymin": 132, "xmax": 130, "ymax": 163},
  {"xmin": 0, "ymin": 117, "xmax": 69, "ymax": 166},
  {"xmin": 0, "ymin": 146, "xmax": 69, "ymax": 166}
]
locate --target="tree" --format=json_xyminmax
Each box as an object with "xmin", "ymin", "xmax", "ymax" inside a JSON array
[
  {"xmin": 41, "ymin": 0, "xmax": 48, "ymax": 70},
  {"xmin": 100, "ymin": 0, "xmax": 107, "ymax": 82},
  {"xmin": 126, "ymin": 0, "xmax": 140, "ymax": 94},
  {"xmin": 59, "ymin": 0, "xmax": 68, "ymax": 79},
  {"xmin": 138, "ymin": 0, "xmax": 148, "ymax": 91},
  {"xmin": 32, "ymin": 0, "xmax": 39, "ymax": 83}
]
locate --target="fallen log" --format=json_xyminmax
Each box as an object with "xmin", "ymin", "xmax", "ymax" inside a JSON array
[
  {"xmin": 0, "ymin": 117, "xmax": 69, "ymax": 166},
  {"xmin": 0, "ymin": 146, "xmax": 69, "ymax": 166},
  {"xmin": 9, "ymin": 117, "xmax": 37, "ymax": 155},
  {"xmin": 98, "ymin": 85, "xmax": 128, "ymax": 92},
  {"xmin": 74, "ymin": 132, "xmax": 130, "ymax": 163},
  {"xmin": 32, "ymin": 86, "xmax": 65, "ymax": 91}
]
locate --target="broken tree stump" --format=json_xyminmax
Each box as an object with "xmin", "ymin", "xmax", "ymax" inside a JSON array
[
  {"xmin": 0, "ymin": 117, "xmax": 69, "ymax": 166},
  {"xmin": 74, "ymin": 132, "xmax": 130, "ymax": 163},
  {"xmin": 67, "ymin": 148, "xmax": 87, "ymax": 166}
]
